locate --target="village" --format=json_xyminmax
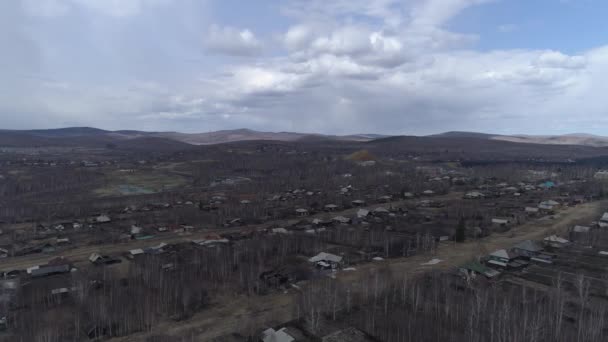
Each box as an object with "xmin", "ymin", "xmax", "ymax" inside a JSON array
[{"xmin": 1, "ymin": 136, "xmax": 608, "ymax": 341}]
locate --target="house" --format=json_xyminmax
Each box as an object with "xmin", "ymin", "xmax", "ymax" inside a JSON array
[
  {"xmin": 295, "ymin": 208, "xmax": 309, "ymax": 217},
  {"xmin": 192, "ymin": 236, "xmax": 229, "ymax": 246},
  {"xmin": 491, "ymin": 218, "xmax": 510, "ymax": 227},
  {"xmin": 351, "ymin": 199, "xmax": 366, "ymax": 206},
  {"xmin": 540, "ymin": 200, "xmax": 560, "ymax": 207},
  {"xmin": 539, "ymin": 181, "xmax": 556, "ymax": 189},
  {"xmin": 538, "ymin": 203, "xmax": 554, "ymax": 212},
  {"xmin": 403, "ymin": 192, "xmax": 415, "ymax": 199},
  {"xmin": 130, "ymin": 225, "xmax": 142, "ymax": 235},
  {"xmin": 543, "ymin": 235, "xmax": 570, "ymax": 248},
  {"xmin": 324, "ymin": 204, "xmax": 339, "ymax": 212},
  {"xmin": 525, "ymin": 207, "xmax": 540, "ymax": 215},
  {"xmin": 357, "ymin": 209, "xmax": 370, "ymax": 218},
  {"xmin": 271, "ymin": 228, "xmax": 289, "ymax": 235},
  {"xmin": 89, "ymin": 253, "xmax": 122, "ymax": 265},
  {"xmin": 422, "ymin": 190, "xmax": 435, "ymax": 196},
  {"xmin": 95, "ymin": 215, "xmax": 111, "ymax": 223},
  {"xmin": 372, "ymin": 207, "xmax": 390, "ymax": 215},
  {"xmin": 56, "ymin": 237, "xmax": 70, "ymax": 245},
  {"xmin": 27, "ymin": 257, "xmax": 71, "ymax": 277},
  {"xmin": 600, "ymin": 212, "xmax": 608, "ymax": 228},
  {"xmin": 573, "ymin": 225, "xmax": 591, "ymax": 233},
  {"xmin": 128, "ymin": 249, "xmax": 145, "ymax": 258},
  {"xmin": 332, "ymin": 216, "xmax": 351, "ymax": 224},
  {"xmin": 378, "ymin": 195, "xmax": 392, "ymax": 203},
  {"xmin": 512, "ymin": 240, "xmax": 543, "ymax": 258},
  {"xmin": 464, "ymin": 191, "xmax": 484, "ymax": 199},
  {"xmin": 487, "ymin": 249, "xmax": 516, "ymax": 268},
  {"xmin": 309, "ymin": 252, "xmax": 343, "ymax": 269},
  {"xmin": 0, "ymin": 248, "xmax": 8, "ymax": 258},
  {"xmin": 261, "ymin": 328, "xmax": 295, "ymax": 342}
]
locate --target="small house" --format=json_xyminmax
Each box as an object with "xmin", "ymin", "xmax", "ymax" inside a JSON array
[
  {"xmin": 525, "ymin": 207, "xmax": 540, "ymax": 215},
  {"xmin": 332, "ymin": 216, "xmax": 351, "ymax": 224},
  {"xmin": 543, "ymin": 235, "xmax": 570, "ymax": 248},
  {"xmin": 512, "ymin": 240, "xmax": 543, "ymax": 258},
  {"xmin": 600, "ymin": 212, "xmax": 608, "ymax": 228},
  {"xmin": 351, "ymin": 200, "xmax": 366, "ymax": 206},
  {"xmin": 372, "ymin": 207, "xmax": 390, "ymax": 215},
  {"xmin": 271, "ymin": 228, "xmax": 289, "ymax": 235},
  {"xmin": 378, "ymin": 195, "xmax": 392, "ymax": 203},
  {"xmin": 261, "ymin": 328, "xmax": 296, "ymax": 342},
  {"xmin": 464, "ymin": 191, "xmax": 484, "ymax": 199},
  {"xmin": 487, "ymin": 249, "xmax": 516, "ymax": 268},
  {"xmin": 324, "ymin": 204, "xmax": 339, "ymax": 212},
  {"xmin": 95, "ymin": 215, "xmax": 111, "ymax": 223},
  {"xmin": 295, "ymin": 208, "xmax": 309, "ymax": 217},
  {"xmin": 357, "ymin": 209, "xmax": 370, "ymax": 218},
  {"xmin": 491, "ymin": 218, "xmax": 510, "ymax": 227},
  {"xmin": 309, "ymin": 252, "xmax": 343, "ymax": 269}
]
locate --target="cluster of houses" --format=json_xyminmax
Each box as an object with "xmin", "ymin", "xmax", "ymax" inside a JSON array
[{"xmin": 460, "ymin": 238, "xmax": 566, "ymax": 280}]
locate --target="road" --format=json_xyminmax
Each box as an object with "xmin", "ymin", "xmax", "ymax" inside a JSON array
[{"xmin": 106, "ymin": 200, "xmax": 607, "ymax": 341}]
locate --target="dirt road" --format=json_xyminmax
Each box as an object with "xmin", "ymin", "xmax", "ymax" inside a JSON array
[{"xmin": 106, "ymin": 200, "xmax": 607, "ymax": 341}]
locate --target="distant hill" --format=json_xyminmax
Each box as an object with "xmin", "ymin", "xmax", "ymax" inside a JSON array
[
  {"xmin": 2, "ymin": 127, "xmax": 608, "ymax": 150},
  {"xmin": 431, "ymin": 131, "xmax": 608, "ymax": 147},
  {"xmin": 0, "ymin": 127, "xmax": 384, "ymax": 149}
]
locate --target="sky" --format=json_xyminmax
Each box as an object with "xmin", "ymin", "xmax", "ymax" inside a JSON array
[{"xmin": 1, "ymin": 0, "xmax": 607, "ymax": 135}]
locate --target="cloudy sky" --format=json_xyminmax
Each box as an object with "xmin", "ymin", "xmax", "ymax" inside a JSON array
[{"xmin": 1, "ymin": 0, "xmax": 607, "ymax": 135}]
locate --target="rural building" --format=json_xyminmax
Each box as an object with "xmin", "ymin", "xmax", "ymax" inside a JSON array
[
  {"xmin": 27, "ymin": 257, "xmax": 71, "ymax": 277},
  {"xmin": 295, "ymin": 208, "xmax": 309, "ymax": 217},
  {"xmin": 378, "ymin": 195, "xmax": 392, "ymax": 202},
  {"xmin": 525, "ymin": 207, "xmax": 540, "ymax": 215},
  {"xmin": 512, "ymin": 240, "xmax": 543, "ymax": 258},
  {"xmin": 332, "ymin": 216, "xmax": 351, "ymax": 224},
  {"xmin": 260, "ymin": 327, "xmax": 295, "ymax": 342},
  {"xmin": 464, "ymin": 191, "xmax": 484, "ymax": 199},
  {"xmin": 543, "ymin": 235, "xmax": 570, "ymax": 248},
  {"xmin": 351, "ymin": 200, "xmax": 366, "ymax": 206},
  {"xmin": 491, "ymin": 218, "xmax": 511, "ymax": 227},
  {"xmin": 600, "ymin": 213, "xmax": 608, "ymax": 228},
  {"xmin": 403, "ymin": 192, "xmax": 414, "ymax": 198},
  {"xmin": 271, "ymin": 228, "xmax": 289, "ymax": 234},
  {"xmin": 89, "ymin": 253, "xmax": 122, "ymax": 265},
  {"xmin": 95, "ymin": 215, "xmax": 111, "ymax": 223},
  {"xmin": 487, "ymin": 249, "xmax": 516, "ymax": 268},
  {"xmin": 309, "ymin": 252, "xmax": 343, "ymax": 269},
  {"xmin": 357, "ymin": 209, "xmax": 370, "ymax": 218},
  {"xmin": 324, "ymin": 204, "xmax": 339, "ymax": 212}
]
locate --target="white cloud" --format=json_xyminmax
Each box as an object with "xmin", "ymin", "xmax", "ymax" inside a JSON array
[
  {"xmin": 2, "ymin": 0, "xmax": 608, "ymax": 135},
  {"xmin": 203, "ymin": 25, "xmax": 263, "ymax": 56},
  {"xmin": 535, "ymin": 51, "xmax": 587, "ymax": 69}
]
